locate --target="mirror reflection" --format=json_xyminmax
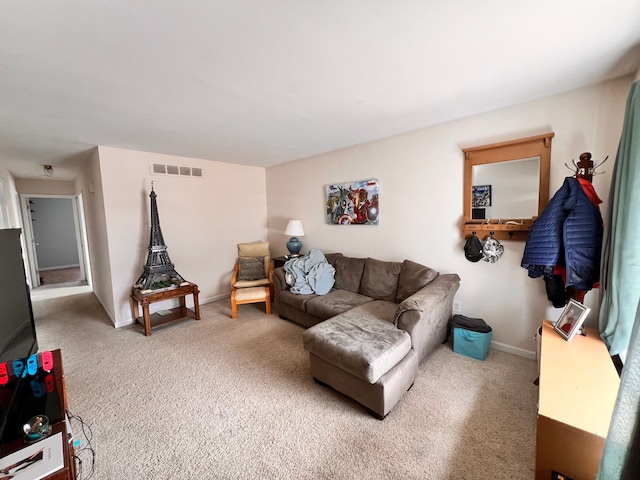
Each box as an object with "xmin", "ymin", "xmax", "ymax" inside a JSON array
[
  {"xmin": 471, "ymin": 156, "xmax": 540, "ymax": 219},
  {"xmin": 461, "ymin": 132, "xmax": 553, "ymax": 241}
]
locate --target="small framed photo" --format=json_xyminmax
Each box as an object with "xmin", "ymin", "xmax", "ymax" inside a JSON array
[
  {"xmin": 554, "ymin": 299, "xmax": 590, "ymax": 341},
  {"xmin": 472, "ymin": 185, "xmax": 492, "ymax": 207}
]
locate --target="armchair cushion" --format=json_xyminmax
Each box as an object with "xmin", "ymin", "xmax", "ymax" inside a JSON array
[
  {"xmin": 237, "ymin": 257, "xmax": 267, "ymax": 281},
  {"xmin": 234, "ymin": 278, "xmax": 271, "ymax": 288}
]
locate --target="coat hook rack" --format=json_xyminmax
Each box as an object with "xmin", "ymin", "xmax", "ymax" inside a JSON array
[
  {"xmin": 564, "ymin": 152, "xmax": 608, "ymax": 183},
  {"xmin": 592, "ymin": 155, "xmax": 609, "ymax": 174},
  {"xmin": 576, "ymin": 153, "xmax": 594, "ymax": 182}
]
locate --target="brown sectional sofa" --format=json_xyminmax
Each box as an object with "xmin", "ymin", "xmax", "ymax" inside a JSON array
[{"xmin": 273, "ymin": 252, "xmax": 460, "ymax": 418}]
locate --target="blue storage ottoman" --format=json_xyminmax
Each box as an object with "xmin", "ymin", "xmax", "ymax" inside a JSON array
[{"xmin": 451, "ymin": 315, "xmax": 493, "ymax": 361}]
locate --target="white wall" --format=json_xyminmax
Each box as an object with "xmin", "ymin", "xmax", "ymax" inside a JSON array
[
  {"xmin": 74, "ymin": 148, "xmax": 114, "ymax": 322},
  {"xmin": 96, "ymin": 146, "xmax": 268, "ymax": 327},
  {"xmin": 14, "ymin": 179, "xmax": 75, "ymax": 196},
  {"xmin": 266, "ymin": 76, "xmax": 632, "ymax": 357},
  {"xmin": 0, "ymin": 167, "xmax": 29, "ymax": 282},
  {"xmin": 0, "ymin": 165, "xmax": 23, "ymax": 229}
]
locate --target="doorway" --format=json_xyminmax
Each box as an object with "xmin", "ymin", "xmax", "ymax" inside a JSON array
[{"xmin": 20, "ymin": 194, "xmax": 91, "ymax": 290}]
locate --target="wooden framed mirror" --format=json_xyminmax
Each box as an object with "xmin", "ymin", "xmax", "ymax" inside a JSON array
[{"xmin": 462, "ymin": 133, "xmax": 553, "ymax": 241}]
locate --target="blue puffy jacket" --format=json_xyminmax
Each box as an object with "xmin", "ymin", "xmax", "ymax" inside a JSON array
[{"xmin": 521, "ymin": 177, "xmax": 603, "ymax": 290}]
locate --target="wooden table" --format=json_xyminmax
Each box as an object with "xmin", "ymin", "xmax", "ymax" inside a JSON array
[
  {"xmin": 0, "ymin": 350, "xmax": 76, "ymax": 480},
  {"xmin": 536, "ymin": 320, "xmax": 620, "ymax": 479},
  {"xmin": 273, "ymin": 256, "xmax": 288, "ymax": 268},
  {"xmin": 130, "ymin": 283, "xmax": 200, "ymax": 336},
  {"xmin": 273, "ymin": 255, "xmax": 303, "ymax": 268}
]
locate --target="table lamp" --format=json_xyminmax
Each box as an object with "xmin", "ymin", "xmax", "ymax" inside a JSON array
[{"xmin": 285, "ymin": 220, "xmax": 305, "ymax": 256}]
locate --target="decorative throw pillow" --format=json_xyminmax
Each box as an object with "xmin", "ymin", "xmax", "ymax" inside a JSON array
[
  {"xmin": 396, "ymin": 260, "xmax": 439, "ymax": 303},
  {"xmin": 237, "ymin": 257, "xmax": 266, "ymax": 281},
  {"xmin": 360, "ymin": 257, "xmax": 402, "ymax": 302},
  {"xmin": 334, "ymin": 256, "xmax": 366, "ymax": 293}
]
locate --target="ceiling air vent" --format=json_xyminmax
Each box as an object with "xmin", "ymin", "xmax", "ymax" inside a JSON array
[{"xmin": 149, "ymin": 162, "xmax": 205, "ymax": 178}]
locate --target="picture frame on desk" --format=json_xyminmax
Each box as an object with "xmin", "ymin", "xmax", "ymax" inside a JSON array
[
  {"xmin": 0, "ymin": 432, "xmax": 64, "ymax": 480},
  {"xmin": 554, "ymin": 299, "xmax": 590, "ymax": 342}
]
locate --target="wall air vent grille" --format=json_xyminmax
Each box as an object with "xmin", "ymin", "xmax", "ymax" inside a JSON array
[
  {"xmin": 152, "ymin": 163, "xmax": 166, "ymax": 174},
  {"xmin": 150, "ymin": 163, "xmax": 204, "ymax": 178}
]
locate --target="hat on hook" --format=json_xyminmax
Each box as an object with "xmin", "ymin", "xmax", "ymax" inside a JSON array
[
  {"xmin": 464, "ymin": 234, "xmax": 484, "ymax": 262},
  {"xmin": 482, "ymin": 235, "xmax": 504, "ymax": 263}
]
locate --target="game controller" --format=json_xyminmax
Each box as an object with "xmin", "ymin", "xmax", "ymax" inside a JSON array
[
  {"xmin": 2, "ymin": 351, "xmax": 54, "ymax": 382},
  {"xmin": 0, "ymin": 362, "xmax": 8, "ymax": 386},
  {"xmin": 27, "ymin": 354, "xmax": 39, "ymax": 375},
  {"xmin": 30, "ymin": 378, "xmax": 45, "ymax": 398},
  {"xmin": 12, "ymin": 358, "xmax": 26, "ymax": 378},
  {"xmin": 40, "ymin": 350, "xmax": 54, "ymax": 372},
  {"xmin": 45, "ymin": 373, "xmax": 54, "ymax": 393}
]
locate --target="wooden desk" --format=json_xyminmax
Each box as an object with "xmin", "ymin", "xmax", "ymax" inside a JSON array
[
  {"xmin": 131, "ymin": 283, "xmax": 200, "ymax": 336},
  {"xmin": 0, "ymin": 350, "xmax": 76, "ymax": 480},
  {"xmin": 536, "ymin": 320, "xmax": 620, "ymax": 479}
]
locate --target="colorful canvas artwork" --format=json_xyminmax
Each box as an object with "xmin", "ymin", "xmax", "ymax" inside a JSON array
[{"xmin": 326, "ymin": 179, "xmax": 379, "ymax": 225}]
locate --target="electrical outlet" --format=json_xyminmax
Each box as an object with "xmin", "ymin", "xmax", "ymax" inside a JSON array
[{"xmin": 453, "ymin": 300, "xmax": 461, "ymax": 315}]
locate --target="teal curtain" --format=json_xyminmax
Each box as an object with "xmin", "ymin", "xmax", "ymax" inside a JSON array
[
  {"xmin": 599, "ymin": 80, "xmax": 640, "ymax": 356},
  {"xmin": 598, "ymin": 80, "xmax": 640, "ymax": 478},
  {"xmin": 598, "ymin": 297, "xmax": 640, "ymax": 478}
]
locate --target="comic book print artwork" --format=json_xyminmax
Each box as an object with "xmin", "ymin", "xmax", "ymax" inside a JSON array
[
  {"xmin": 326, "ymin": 179, "xmax": 379, "ymax": 225},
  {"xmin": 472, "ymin": 185, "xmax": 492, "ymax": 207}
]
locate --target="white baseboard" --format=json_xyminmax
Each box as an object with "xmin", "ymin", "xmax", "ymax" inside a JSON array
[
  {"xmin": 112, "ymin": 292, "xmax": 540, "ymax": 361},
  {"xmin": 490, "ymin": 340, "xmax": 536, "ymax": 360},
  {"xmin": 93, "ymin": 291, "xmax": 117, "ymax": 327},
  {"xmin": 199, "ymin": 292, "xmax": 229, "ymax": 304},
  {"xmin": 115, "ymin": 317, "xmax": 133, "ymax": 328}
]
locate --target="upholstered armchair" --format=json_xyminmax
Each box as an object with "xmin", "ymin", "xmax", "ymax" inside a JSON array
[{"xmin": 230, "ymin": 242, "xmax": 274, "ymax": 319}]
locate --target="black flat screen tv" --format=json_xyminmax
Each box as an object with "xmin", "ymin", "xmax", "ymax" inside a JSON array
[{"xmin": 0, "ymin": 229, "xmax": 39, "ymax": 444}]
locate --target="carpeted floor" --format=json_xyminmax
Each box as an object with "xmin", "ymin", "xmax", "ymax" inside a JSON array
[
  {"xmin": 31, "ymin": 292, "xmax": 538, "ymax": 479},
  {"xmin": 39, "ymin": 267, "xmax": 81, "ymax": 286}
]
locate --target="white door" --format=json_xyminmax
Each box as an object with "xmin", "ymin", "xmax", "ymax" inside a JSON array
[
  {"xmin": 21, "ymin": 196, "xmax": 41, "ymax": 288},
  {"xmin": 75, "ymin": 192, "xmax": 92, "ymax": 286}
]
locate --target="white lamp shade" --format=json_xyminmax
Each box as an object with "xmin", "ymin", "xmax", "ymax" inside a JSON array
[{"xmin": 285, "ymin": 220, "xmax": 305, "ymax": 237}]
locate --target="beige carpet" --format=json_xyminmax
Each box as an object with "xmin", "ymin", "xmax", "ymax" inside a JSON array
[
  {"xmin": 38, "ymin": 267, "xmax": 81, "ymax": 286},
  {"xmin": 32, "ymin": 293, "xmax": 538, "ymax": 479}
]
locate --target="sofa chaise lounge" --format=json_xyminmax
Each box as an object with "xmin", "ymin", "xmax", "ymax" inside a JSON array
[{"xmin": 273, "ymin": 253, "xmax": 460, "ymax": 418}]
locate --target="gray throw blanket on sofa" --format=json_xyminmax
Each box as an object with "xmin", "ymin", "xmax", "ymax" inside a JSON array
[{"xmin": 283, "ymin": 249, "xmax": 336, "ymax": 295}]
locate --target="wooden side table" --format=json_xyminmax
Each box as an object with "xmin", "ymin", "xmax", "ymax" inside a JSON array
[
  {"xmin": 273, "ymin": 255, "xmax": 303, "ymax": 268},
  {"xmin": 535, "ymin": 320, "xmax": 619, "ymax": 479},
  {"xmin": 0, "ymin": 350, "xmax": 76, "ymax": 480},
  {"xmin": 273, "ymin": 256, "xmax": 288, "ymax": 268},
  {"xmin": 130, "ymin": 283, "xmax": 201, "ymax": 336}
]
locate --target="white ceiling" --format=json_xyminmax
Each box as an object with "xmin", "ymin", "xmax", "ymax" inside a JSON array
[{"xmin": 2, "ymin": 1, "xmax": 640, "ymax": 180}]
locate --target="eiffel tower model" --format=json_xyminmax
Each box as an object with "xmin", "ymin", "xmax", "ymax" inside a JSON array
[{"xmin": 134, "ymin": 183, "xmax": 187, "ymax": 292}]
